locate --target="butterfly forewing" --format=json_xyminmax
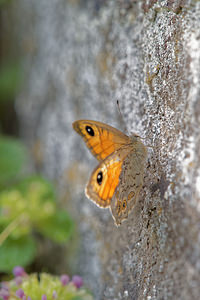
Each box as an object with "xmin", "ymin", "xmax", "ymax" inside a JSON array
[{"xmin": 72, "ymin": 120, "xmax": 130, "ymax": 161}]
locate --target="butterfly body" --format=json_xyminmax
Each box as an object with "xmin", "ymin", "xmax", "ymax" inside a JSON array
[{"xmin": 72, "ymin": 120, "xmax": 147, "ymax": 226}]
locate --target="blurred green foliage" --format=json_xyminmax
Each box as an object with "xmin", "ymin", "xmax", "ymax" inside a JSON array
[
  {"xmin": 0, "ymin": 61, "xmax": 22, "ymax": 101},
  {"xmin": 0, "ymin": 136, "xmax": 27, "ymax": 188},
  {"xmin": 0, "ymin": 1, "xmax": 74, "ymax": 276},
  {"xmin": 0, "ymin": 0, "xmax": 14, "ymax": 8},
  {"xmin": 0, "ymin": 236, "xmax": 36, "ymax": 272},
  {"xmin": 0, "ymin": 137, "xmax": 74, "ymax": 272}
]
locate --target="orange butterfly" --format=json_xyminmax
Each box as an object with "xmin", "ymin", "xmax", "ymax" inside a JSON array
[{"xmin": 72, "ymin": 120, "xmax": 147, "ymax": 226}]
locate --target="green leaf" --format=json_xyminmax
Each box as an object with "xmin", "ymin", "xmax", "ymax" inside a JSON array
[
  {"xmin": 0, "ymin": 175, "xmax": 74, "ymax": 244},
  {"xmin": 0, "ymin": 176, "xmax": 57, "ymax": 238},
  {"xmin": 0, "ymin": 61, "xmax": 22, "ymax": 101},
  {"xmin": 0, "ymin": 136, "xmax": 28, "ymax": 188},
  {"xmin": 16, "ymin": 175, "xmax": 56, "ymax": 204},
  {"xmin": 0, "ymin": 0, "xmax": 12, "ymax": 6},
  {"xmin": 0, "ymin": 236, "xmax": 36, "ymax": 272},
  {"xmin": 38, "ymin": 210, "xmax": 74, "ymax": 243}
]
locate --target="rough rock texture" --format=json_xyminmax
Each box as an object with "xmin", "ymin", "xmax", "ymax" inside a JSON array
[{"xmin": 14, "ymin": 0, "xmax": 200, "ymax": 299}]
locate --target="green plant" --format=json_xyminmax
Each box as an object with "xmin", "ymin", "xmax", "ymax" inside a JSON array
[
  {"xmin": 0, "ymin": 137, "xmax": 74, "ymax": 272},
  {"xmin": 0, "ymin": 267, "xmax": 93, "ymax": 300},
  {"xmin": 0, "ymin": 61, "xmax": 22, "ymax": 101}
]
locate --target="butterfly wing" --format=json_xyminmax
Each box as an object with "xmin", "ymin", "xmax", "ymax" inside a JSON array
[
  {"xmin": 110, "ymin": 141, "xmax": 147, "ymax": 226},
  {"xmin": 72, "ymin": 120, "xmax": 130, "ymax": 161},
  {"xmin": 85, "ymin": 147, "xmax": 131, "ymax": 208}
]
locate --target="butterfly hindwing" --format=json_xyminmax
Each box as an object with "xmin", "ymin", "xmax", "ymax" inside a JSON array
[
  {"xmin": 110, "ymin": 148, "xmax": 147, "ymax": 226},
  {"xmin": 85, "ymin": 153, "xmax": 123, "ymax": 208}
]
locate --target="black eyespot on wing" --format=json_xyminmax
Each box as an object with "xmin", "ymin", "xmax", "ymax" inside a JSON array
[
  {"xmin": 97, "ymin": 171, "xmax": 103, "ymax": 185},
  {"xmin": 86, "ymin": 126, "xmax": 94, "ymax": 136},
  {"xmin": 122, "ymin": 200, "xmax": 127, "ymax": 209}
]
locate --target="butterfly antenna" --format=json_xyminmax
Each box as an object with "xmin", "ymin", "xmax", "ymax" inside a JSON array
[{"xmin": 116, "ymin": 100, "xmax": 128, "ymax": 133}]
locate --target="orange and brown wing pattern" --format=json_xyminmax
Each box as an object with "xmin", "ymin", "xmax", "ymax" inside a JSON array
[
  {"xmin": 85, "ymin": 147, "xmax": 131, "ymax": 208},
  {"xmin": 72, "ymin": 120, "xmax": 129, "ymax": 161},
  {"xmin": 85, "ymin": 157, "xmax": 123, "ymax": 208},
  {"xmin": 72, "ymin": 119, "xmax": 147, "ymax": 226}
]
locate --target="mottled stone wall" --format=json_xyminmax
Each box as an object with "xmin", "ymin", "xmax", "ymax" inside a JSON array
[{"xmin": 15, "ymin": 0, "xmax": 200, "ymax": 299}]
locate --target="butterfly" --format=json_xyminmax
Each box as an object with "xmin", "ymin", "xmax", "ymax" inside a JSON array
[{"xmin": 72, "ymin": 120, "xmax": 147, "ymax": 226}]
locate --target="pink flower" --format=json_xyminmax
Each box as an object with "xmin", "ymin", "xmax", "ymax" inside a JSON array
[
  {"xmin": 0, "ymin": 288, "xmax": 10, "ymax": 300},
  {"xmin": 60, "ymin": 274, "xmax": 70, "ymax": 286},
  {"xmin": 72, "ymin": 275, "xmax": 83, "ymax": 288},
  {"xmin": 16, "ymin": 288, "xmax": 25, "ymax": 298},
  {"xmin": 13, "ymin": 266, "xmax": 26, "ymax": 277}
]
